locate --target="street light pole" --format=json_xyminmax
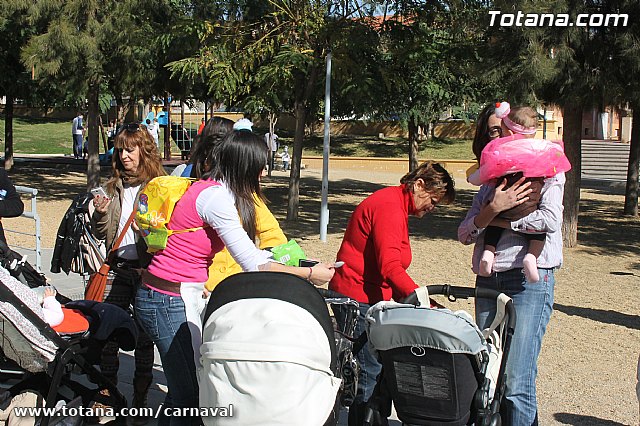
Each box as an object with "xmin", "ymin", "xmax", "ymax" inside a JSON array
[{"xmin": 320, "ymin": 50, "xmax": 332, "ymax": 242}]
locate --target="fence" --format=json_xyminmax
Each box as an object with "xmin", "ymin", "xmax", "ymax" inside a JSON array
[{"xmin": 7, "ymin": 186, "xmax": 42, "ymax": 272}]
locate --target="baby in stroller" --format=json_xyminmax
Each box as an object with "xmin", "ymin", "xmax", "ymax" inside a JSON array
[
  {"xmin": 0, "ymin": 265, "xmax": 137, "ymax": 425},
  {"xmin": 363, "ymin": 285, "xmax": 516, "ymax": 426}
]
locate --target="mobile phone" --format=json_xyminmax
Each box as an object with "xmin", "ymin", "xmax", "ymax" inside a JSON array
[
  {"xmin": 299, "ymin": 259, "xmax": 319, "ymax": 267},
  {"xmin": 90, "ymin": 187, "xmax": 108, "ymax": 198}
]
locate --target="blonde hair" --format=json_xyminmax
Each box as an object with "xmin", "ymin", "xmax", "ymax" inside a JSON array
[{"xmin": 506, "ymin": 107, "xmax": 538, "ymax": 133}]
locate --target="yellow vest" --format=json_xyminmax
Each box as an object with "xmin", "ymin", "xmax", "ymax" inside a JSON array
[{"xmin": 205, "ymin": 197, "xmax": 287, "ymax": 291}]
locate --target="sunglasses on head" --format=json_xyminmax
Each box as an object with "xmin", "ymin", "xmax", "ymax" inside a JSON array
[
  {"xmin": 123, "ymin": 123, "xmax": 142, "ymax": 133},
  {"xmin": 488, "ymin": 126, "xmax": 502, "ymax": 138}
]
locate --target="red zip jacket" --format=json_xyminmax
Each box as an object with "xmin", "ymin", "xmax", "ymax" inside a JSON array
[{"xmin": 330, "ymin": 184, "xmax": 418, "ymax": 304}]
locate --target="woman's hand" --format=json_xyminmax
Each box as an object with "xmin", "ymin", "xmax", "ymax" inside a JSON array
[
  {"xmin": 490, "ymin": 177, "xmax": 532, "ymax": 213},
  {"xmin": 308, "ymin": 263, "xmax": 336, "ymax": 286},
  {"xmin": 93, "ymin": 194, "xmax": 111, "ymax": 214}
]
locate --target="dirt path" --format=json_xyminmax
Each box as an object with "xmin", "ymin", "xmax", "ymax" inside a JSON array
[{"xmin": 7, "ymin": 164, "xmax": 640, "ymax": 425}]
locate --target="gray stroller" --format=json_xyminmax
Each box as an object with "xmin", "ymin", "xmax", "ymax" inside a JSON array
[{"xmin": 364, "ymin": 285, "xmax": 516, "ymax": 426}]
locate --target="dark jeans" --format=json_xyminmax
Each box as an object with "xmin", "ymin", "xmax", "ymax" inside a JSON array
[{"xmin": 100, "ymin": 261, "xmax": 154, "ymax": 403}]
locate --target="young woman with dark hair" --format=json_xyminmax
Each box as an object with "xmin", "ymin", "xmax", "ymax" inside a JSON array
[
  {"xmin": 173, "ymin": 116, "xmax": 236, "ymax": 179},
  {"xmin": 171, "ymin": 117, "xmax": 289, "ymax": 292},
  {"xmin": 458, "ymin": 102, "xmax": 565, "ymax": 425},
  {"xmin": 135, "ymin": 128, "xmax": 335, "ymax": 426}
]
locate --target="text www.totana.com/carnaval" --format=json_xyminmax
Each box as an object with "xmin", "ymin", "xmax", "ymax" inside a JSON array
[{"xmin": 12, "ymin": 404, "xmax": 234, "ymax": 419}]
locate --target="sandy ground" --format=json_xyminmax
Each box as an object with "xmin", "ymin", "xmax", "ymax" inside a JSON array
[{"xmin": 6, "ymin": 164, "xmax": 640, "ymax": 426}]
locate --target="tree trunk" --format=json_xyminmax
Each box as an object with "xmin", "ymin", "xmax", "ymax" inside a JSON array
[
  {"xmin": 561, "ymin": 101, "xmax": 583, "ymax": 247},
  {"xmin": 267, "ymin": 112, "xmax": 278, "ymax": 177},
  {"xmin": 623, "ymin": 106, "xmax": 639, "ymax": 216},
  {"xmin": 87, "ymin": 83, "xmax": 101, "ymax": 190},
  {"xmin": 164, "ymin": 93, "xmax": 171, "ymax": 161},
  {"xmin": 287, "ymin": 101, "xmax": 306, "ymax": 221},
  {"xmin": 3, "ymin": 95, "xmax": 14, "ymax": 171},
  {"xmin": 286, "ymin": 59, "xmax": 321, "ymax": 222},
  {"xmin": 408, "ymin": 119, "xmax": 419, "ymax": 172},
  {"xmin": 99, "ymin": 115, "xmax": 108, "ymax": 153},
  {"xmin": 180, "ymin": 100, "xmax": 185, "ymax": 129}
]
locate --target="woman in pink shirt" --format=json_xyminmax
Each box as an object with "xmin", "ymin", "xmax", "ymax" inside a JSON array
[{"xmin": 135, "ymin": 126, "xmax": 335, "ymax": 426}]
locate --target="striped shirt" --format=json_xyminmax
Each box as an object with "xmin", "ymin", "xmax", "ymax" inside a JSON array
[{"xmin": 458, "ymin": 173, "xmax": 565, "ymax": 273}]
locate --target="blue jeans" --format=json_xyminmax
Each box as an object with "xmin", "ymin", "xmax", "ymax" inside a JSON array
[
  {"xmin": 475, "ymin": 267, "xmax": 555, "ymax": 426},
  {"xmin": 135, "ymin": 287, "xmax": 200, "ymax": 426},
  {"xmin": 73, "ymin": 134, "xmax": 83, "ymax": 158}
]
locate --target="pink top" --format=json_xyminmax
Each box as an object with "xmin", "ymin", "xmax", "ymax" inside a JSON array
[{"xmin": 147, "ymin": 180, "xmax": 224, "ymax": 284}]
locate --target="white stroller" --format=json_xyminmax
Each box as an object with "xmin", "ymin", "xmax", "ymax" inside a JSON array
[
  {"xmin": 199, "ymin": 272, "xmax": 349, "ymax": 426},
  {"xmin": 364, "ymin": 285, "xmax": 516, "ymax": 426}
]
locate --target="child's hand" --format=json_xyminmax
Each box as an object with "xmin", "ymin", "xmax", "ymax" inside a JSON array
[{"xmin": 43, "ymin": 287, "xmax": 56, "ymax": 298}]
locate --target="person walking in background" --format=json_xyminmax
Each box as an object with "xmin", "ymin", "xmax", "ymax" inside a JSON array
[
  {"xmin": 71, "ymin": 112, "xmax": 85, "ymax": 159},
  {"xmin": 152, "ymin": 118, "xmax": 160, "ymax": 147},
  {"xmin": 278, "ymin": 145, "xmax": 291, "ymax": 171},
  {"xmin": 145, "ymin": 119, "xmax": 159, "ymax": 148},
  {"xmin": 197, "ymin": 117, "xmax": 205, "ymax": 135},
  {"xmin": 0, "ymin": 169, "xmax": 24, "ymax": 244},
  {"xmin": 91, "ymin": 123, "xmax": 166, "ymax": 424},
  {"xmin": 265, "ymin": 131, "xmax": 278, "ymax": 170},
  {"xmin": 330, "ymin": 161, "xmax": 455, "ymax": 426}
]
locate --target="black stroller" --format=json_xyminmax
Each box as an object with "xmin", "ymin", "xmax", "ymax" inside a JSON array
[
  {"xmin": 199, "ymin": 272, "xmax": 360, "ymax": 426},
  {"xmin": 0, "ymin": 265, "xmax": 136, "ymax": 425},
  {"xmin": 363, "ymin": 285, "xmax": 516, "ymax": 426}
]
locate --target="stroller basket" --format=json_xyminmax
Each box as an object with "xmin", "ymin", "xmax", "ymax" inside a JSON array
[
  {"xmin": 365, "ymin": 285, "xmax": 516, "ymax": 426},
  {"xmin": 317, "ymin": 288, "xmax": 361, "ymax": 407}
]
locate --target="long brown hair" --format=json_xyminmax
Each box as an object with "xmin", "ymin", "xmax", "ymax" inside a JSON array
[{"xmin": 106, "ymin": 124, "xmax": 166, "ymax": 194}]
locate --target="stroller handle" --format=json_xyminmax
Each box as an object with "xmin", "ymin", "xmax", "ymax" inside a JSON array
[
  {"xmin": 316, "ymin": 288, "xmax": 349, "ymax": 299},
  {"xmin": 404, "ymin": 285, "xmax": 516, "ymax": 331}
]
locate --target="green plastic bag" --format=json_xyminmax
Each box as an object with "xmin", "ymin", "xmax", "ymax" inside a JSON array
[{"xmin": 270, "ymin": 240, "xmax": 306, "ymax": 267}]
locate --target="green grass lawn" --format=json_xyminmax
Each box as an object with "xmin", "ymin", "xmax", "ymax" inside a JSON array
[
  {"xmin": 1, "ymin": 117, "xmax": 473, "ymax": 160},
  {"xmin": 0, "ymin": 117, "xmax": 179, "ymax": 155},
  {"xmin": 0, "ymin": 117, "xmax": 74, "ymax": 154}
]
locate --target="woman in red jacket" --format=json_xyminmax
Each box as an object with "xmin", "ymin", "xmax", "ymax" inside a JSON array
[{"xmin": 330, "ymin": 160, "xmax": 455, "ymax": 426}]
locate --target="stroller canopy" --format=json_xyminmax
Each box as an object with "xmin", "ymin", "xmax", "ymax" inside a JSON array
[
  {"xmin": 200, "ymin": 272, "xmax": 341, "ymax": 425},
  {"xmin": 0, "ymin": 266, "xmax": 57, "ymax": 372},
  {"xmin": 366, "ymin": 302, "xmax": 487, "ymax": 356}
]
